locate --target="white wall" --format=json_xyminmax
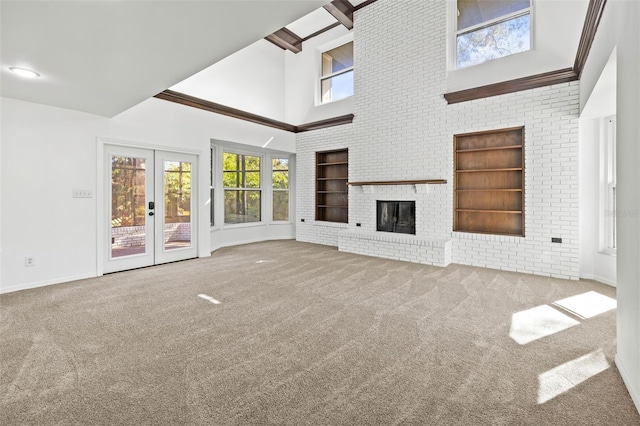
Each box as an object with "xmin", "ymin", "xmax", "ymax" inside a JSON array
[
  {"xmin": 580, "ymin": 0, "xmax": 640, "ymax": 414},
  {"xmin": 0, "ymin": 96, "xmax": 296, "ymax": 294},
  {"xmin": 297, "ymin": 0, "xmax": 580, "ymax": 280},
  {"xmin": 170, "ymin": 39, "xmax": 288, "ymax": 122},
  {"xmin": 447, "ymin": 0, "xmax": 588, "ymax": 92}
]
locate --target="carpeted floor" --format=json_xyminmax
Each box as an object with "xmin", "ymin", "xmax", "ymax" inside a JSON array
[{"xmin": 1, "ymin": 241, "xmax": 639, "ymax": 425}]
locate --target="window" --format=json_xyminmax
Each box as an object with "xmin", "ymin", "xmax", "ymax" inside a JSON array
[
  {"xmin": 454, "ymin": 127, "xmax": 524, "ymax": 236},
  {"xmin": 456, "ymin": 0, "xmax": 531, "ymax": 69},
  {"xmin": 210, "ymin": 148, "xmax": 215, "ymax": 227},
  {"xmin": 223, "ymin": 152, "xmax": 261, "ymax": 224},
  {"xmin": 320, "ymin": 41, "xmax": 353, "ymax": 104},
  {"xmin": 272, "ymin": 158, "xmax": 289, "ymax": 221},
  {"xmin": 602, "ymin": 116, "xmax": 616, "ymax": 253}
]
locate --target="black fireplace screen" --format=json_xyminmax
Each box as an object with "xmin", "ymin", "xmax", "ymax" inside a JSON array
[{"xmin": 377, "ymin": 201, "xmax": 416, "ymax": 235}]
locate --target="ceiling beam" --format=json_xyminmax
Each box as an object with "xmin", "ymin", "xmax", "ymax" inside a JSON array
[
  {"xmin": 353, "ymin": 0, "xmax": 379, "ymax": 12},
  {"xmin": 264, "ymin": 27, "xmax": 303, "ymax": 53},
  {"xmin": 324, "ymin": 0, "xmax": 354, "ymax": 30},
  {"xmin": 154, "ymin": 90, "xmax": 354, "ymax": 133}
]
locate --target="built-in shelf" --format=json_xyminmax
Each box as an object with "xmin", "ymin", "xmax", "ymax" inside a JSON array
[
  {"xmin": 454, "ymin": 127, "xmax": 525, "ymax": 236},
  {"xmin": 316, "ymin": 149, "xmax": 349, "ymax": 223},
  {"xmin": 456, "ymin": 168, "xmax": 522, "ymax": 173},
  {"xmin": 455, "ymin": 209, "xmax": 522, "ymax": 214},
  {"xmin": 347, "ymin": 179, "xmax": 447, "ymax": 186},
  {"xmin": 456, "ymin": 189, "xmax": 523, "ymax": 192},
  {"xmin": 318, "ymin": 161, "xmax": 348, "ymax": 166},
  {"xmin": 455, "ymin": 145, "xmax": 522, "ymax": 153}
]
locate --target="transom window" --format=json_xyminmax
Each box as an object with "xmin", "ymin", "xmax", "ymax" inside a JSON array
[
  {"xmin": 456, "ymin": 0, "xmax": 531, "ymax": 69},
  {"xmin": 320, "ymin": 41, "xmax": 353, "ymax": 104},
  {"xmin": 223, "ymin": 153, "xmax": 261, "ymax": 224}
]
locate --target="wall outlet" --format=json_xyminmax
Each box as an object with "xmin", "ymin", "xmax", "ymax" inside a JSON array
[
  {"xmin": 72, "ymin": 189, "xmax": 93, "ymax": 198},
  {"xmin": 356, "ymin": 223, "xmax": 361, "ymax": 227},
  {"xmin": 552, "ymin": 237, "xmax": 563, "ymax": 243},
  {"xmin": 301, "ymin": 218, "xmax": 305, "ymax": 222},
  {"xmin": 25, "ymin": 256, "xmax": 35, "ymax": 267}
]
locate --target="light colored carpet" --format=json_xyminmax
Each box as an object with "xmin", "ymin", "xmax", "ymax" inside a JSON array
[{"xmin": 1, "ymin": 241, "xmax": 638, "ymax": 425}]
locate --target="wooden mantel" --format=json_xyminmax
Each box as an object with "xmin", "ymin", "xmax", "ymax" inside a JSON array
[{"xmin": 347, "ymin": 179, "xmax": 447, "ymax": 186}]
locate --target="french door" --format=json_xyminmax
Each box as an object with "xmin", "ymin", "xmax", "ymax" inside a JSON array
[{"xmin": 104, "ymin": 146, "xmax": 198, "ymax": 273}]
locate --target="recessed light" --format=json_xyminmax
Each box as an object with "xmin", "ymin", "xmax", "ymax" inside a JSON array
[{"xmin": 9, "ymin": 67, "xmax": 40, "ymax": 78}]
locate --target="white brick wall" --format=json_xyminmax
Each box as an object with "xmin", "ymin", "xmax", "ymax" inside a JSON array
[{"xmin": 296, "ymin": 0, "xmax": 580, "ymax": 279}]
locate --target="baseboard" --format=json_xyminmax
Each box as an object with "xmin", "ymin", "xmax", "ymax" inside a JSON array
[
  {"xmin": 210, "ymin": 236, "xmax": 294, "ymax": 253},
  {"xmin": 616, "ymin": 354, "xmax": 640, "ymax": 415},
  {"xmin": 579, "ymin": 273, "xmax": 617, "ymax": 287},
  {"xmin": 0, "ymin": 273, "xmax": 97, "ymax": 295}
]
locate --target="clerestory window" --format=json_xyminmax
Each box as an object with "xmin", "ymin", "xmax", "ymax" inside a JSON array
[
  {"xmin": 320, "ymin": 41, "xmax": 353, "ymax": 104},
  {"xmin": 456, "ymin": 0, "xmax": 532, "ymax": 69}
]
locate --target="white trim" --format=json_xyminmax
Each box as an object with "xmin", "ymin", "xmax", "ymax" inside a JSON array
[
  {"xmin": 457, "ymin": 8, "xmax": 531, "ymax": 36},
  {"xmin": 615, "ymin": 354, "xmax": 640, "ymax": 415},
  {"xmin": 97, "ymin": 136, "xmax": 201, "ymax": 155},
  {"xmin": 0, "ymin": 273, "xmax": 97, "ymax": 295},
  {"xmin": 210, "ymin": 236, "xmax": 294, "ymax": 253}
]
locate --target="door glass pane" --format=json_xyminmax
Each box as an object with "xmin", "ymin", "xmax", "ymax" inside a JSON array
[
  {"xmin": 111, "ymin": 156, "xmax": 146, "ymax": 258},
  {"xmin": 164, "ymin": 160, "xmax": 192, "ymax": 251}
]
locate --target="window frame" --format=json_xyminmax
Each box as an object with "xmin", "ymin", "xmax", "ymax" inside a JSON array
[
  {"xmin": 600, "ymin": 116, "xmax": 617, "ymax": 255},
  {"xmin": 210, "ymin": 142, "xmax": 295, "ymax": 229},
  {"xmin": 450, "ymin": 0, "xmax": 534, "ymax": 70},
  {"xmin": 316, "ymin": 34, "xmax": 354, "ymax": 106},
  {"xmin": 222, "ymin": 151, "xmax": 263, "ymax": 225},
  {"xmin": 271, "ymin": 157, "xmax": 291, "ymax": 222}
]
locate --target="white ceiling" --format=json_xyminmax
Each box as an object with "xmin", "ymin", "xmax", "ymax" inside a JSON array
[{"xmin": 0, "ymin": 0, "xmax": 329, "ymax": 117}]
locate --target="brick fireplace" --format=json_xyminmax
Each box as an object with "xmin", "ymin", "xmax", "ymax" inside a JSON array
[{"xmin": 336, "ymin": 181, "xmax": 452, "ymax": 267}]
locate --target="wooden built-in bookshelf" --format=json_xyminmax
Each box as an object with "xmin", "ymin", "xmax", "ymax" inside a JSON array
[
  {"xmin": 454, "ymin": 127, "xmax": 524, "ymax": 236},
  {"xmin": 316, "ymin": 149, "xmax": 348, "ymax": 223}
]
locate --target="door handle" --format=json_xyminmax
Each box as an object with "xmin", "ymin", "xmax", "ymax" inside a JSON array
[{"xmin": 149, "ymin": 212, "xmax": 154, "ymax": 216}]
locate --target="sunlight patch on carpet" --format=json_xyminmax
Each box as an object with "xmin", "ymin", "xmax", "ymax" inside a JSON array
[
  {"xmin": 198, "ymin": 294, "xmax": 221, "ymax": 304},
  {"xmin": 552, "ymin": 291, "xmax": 617, "ymax": 319},
  {"xmin": 509, "ymin": 305, "xmax": 579, "ymax": 345},
  {"xmin": 537, "ymin": 349, "xmax": 610, "ymax": 404}
]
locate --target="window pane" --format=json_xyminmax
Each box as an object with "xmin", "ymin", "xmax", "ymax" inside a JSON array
[
  {"xmin": 322, "ymin": 41, "xmax": 353, "ymax": 77},
  {"xmin": 321, "ymin": 70, "xmax": 354, "ymax": 103},
  {"xmin": 245, "ymin": 172, "xmax": 261, "ymax": 188},
  {"xmin": 457, "ymin": 13, "xmax": 530, "ymax": 69},
  {"xmin": 163, "ymin": 161, "xmax": 192, "ymax": 251},
  {"xmin": 223, "ymin": 152, "xmax": 238, "ymax": 171},
  {"xmin": 272, "ymin": 171, "xmax": 288, "ymax": 189},
  {"xmin": 272, "ymin": 158, "xmax": 288, "ymax": 171},
  {"xmin": 111, "ymin": 156, "xmax": 146, "ymax": 258},
  {"xmin": 457, "ymin": 0, "xmax": 530, "ymax": 30},
  {"xmin": 222, "ymin": 153, "xmax": 261, "ymax": 188},
  {"xmin": 224, "ymin": 190, "xmax": 261, "ymax": 224},
  {"xmin": 273, "ymin": 191, "xmax": 289, "ymax": 221}
]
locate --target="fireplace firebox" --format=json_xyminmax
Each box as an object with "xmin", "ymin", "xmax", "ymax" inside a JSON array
[{"xmin": 377, "ymin": 201, "xmax": 416, "ymax": 235}]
